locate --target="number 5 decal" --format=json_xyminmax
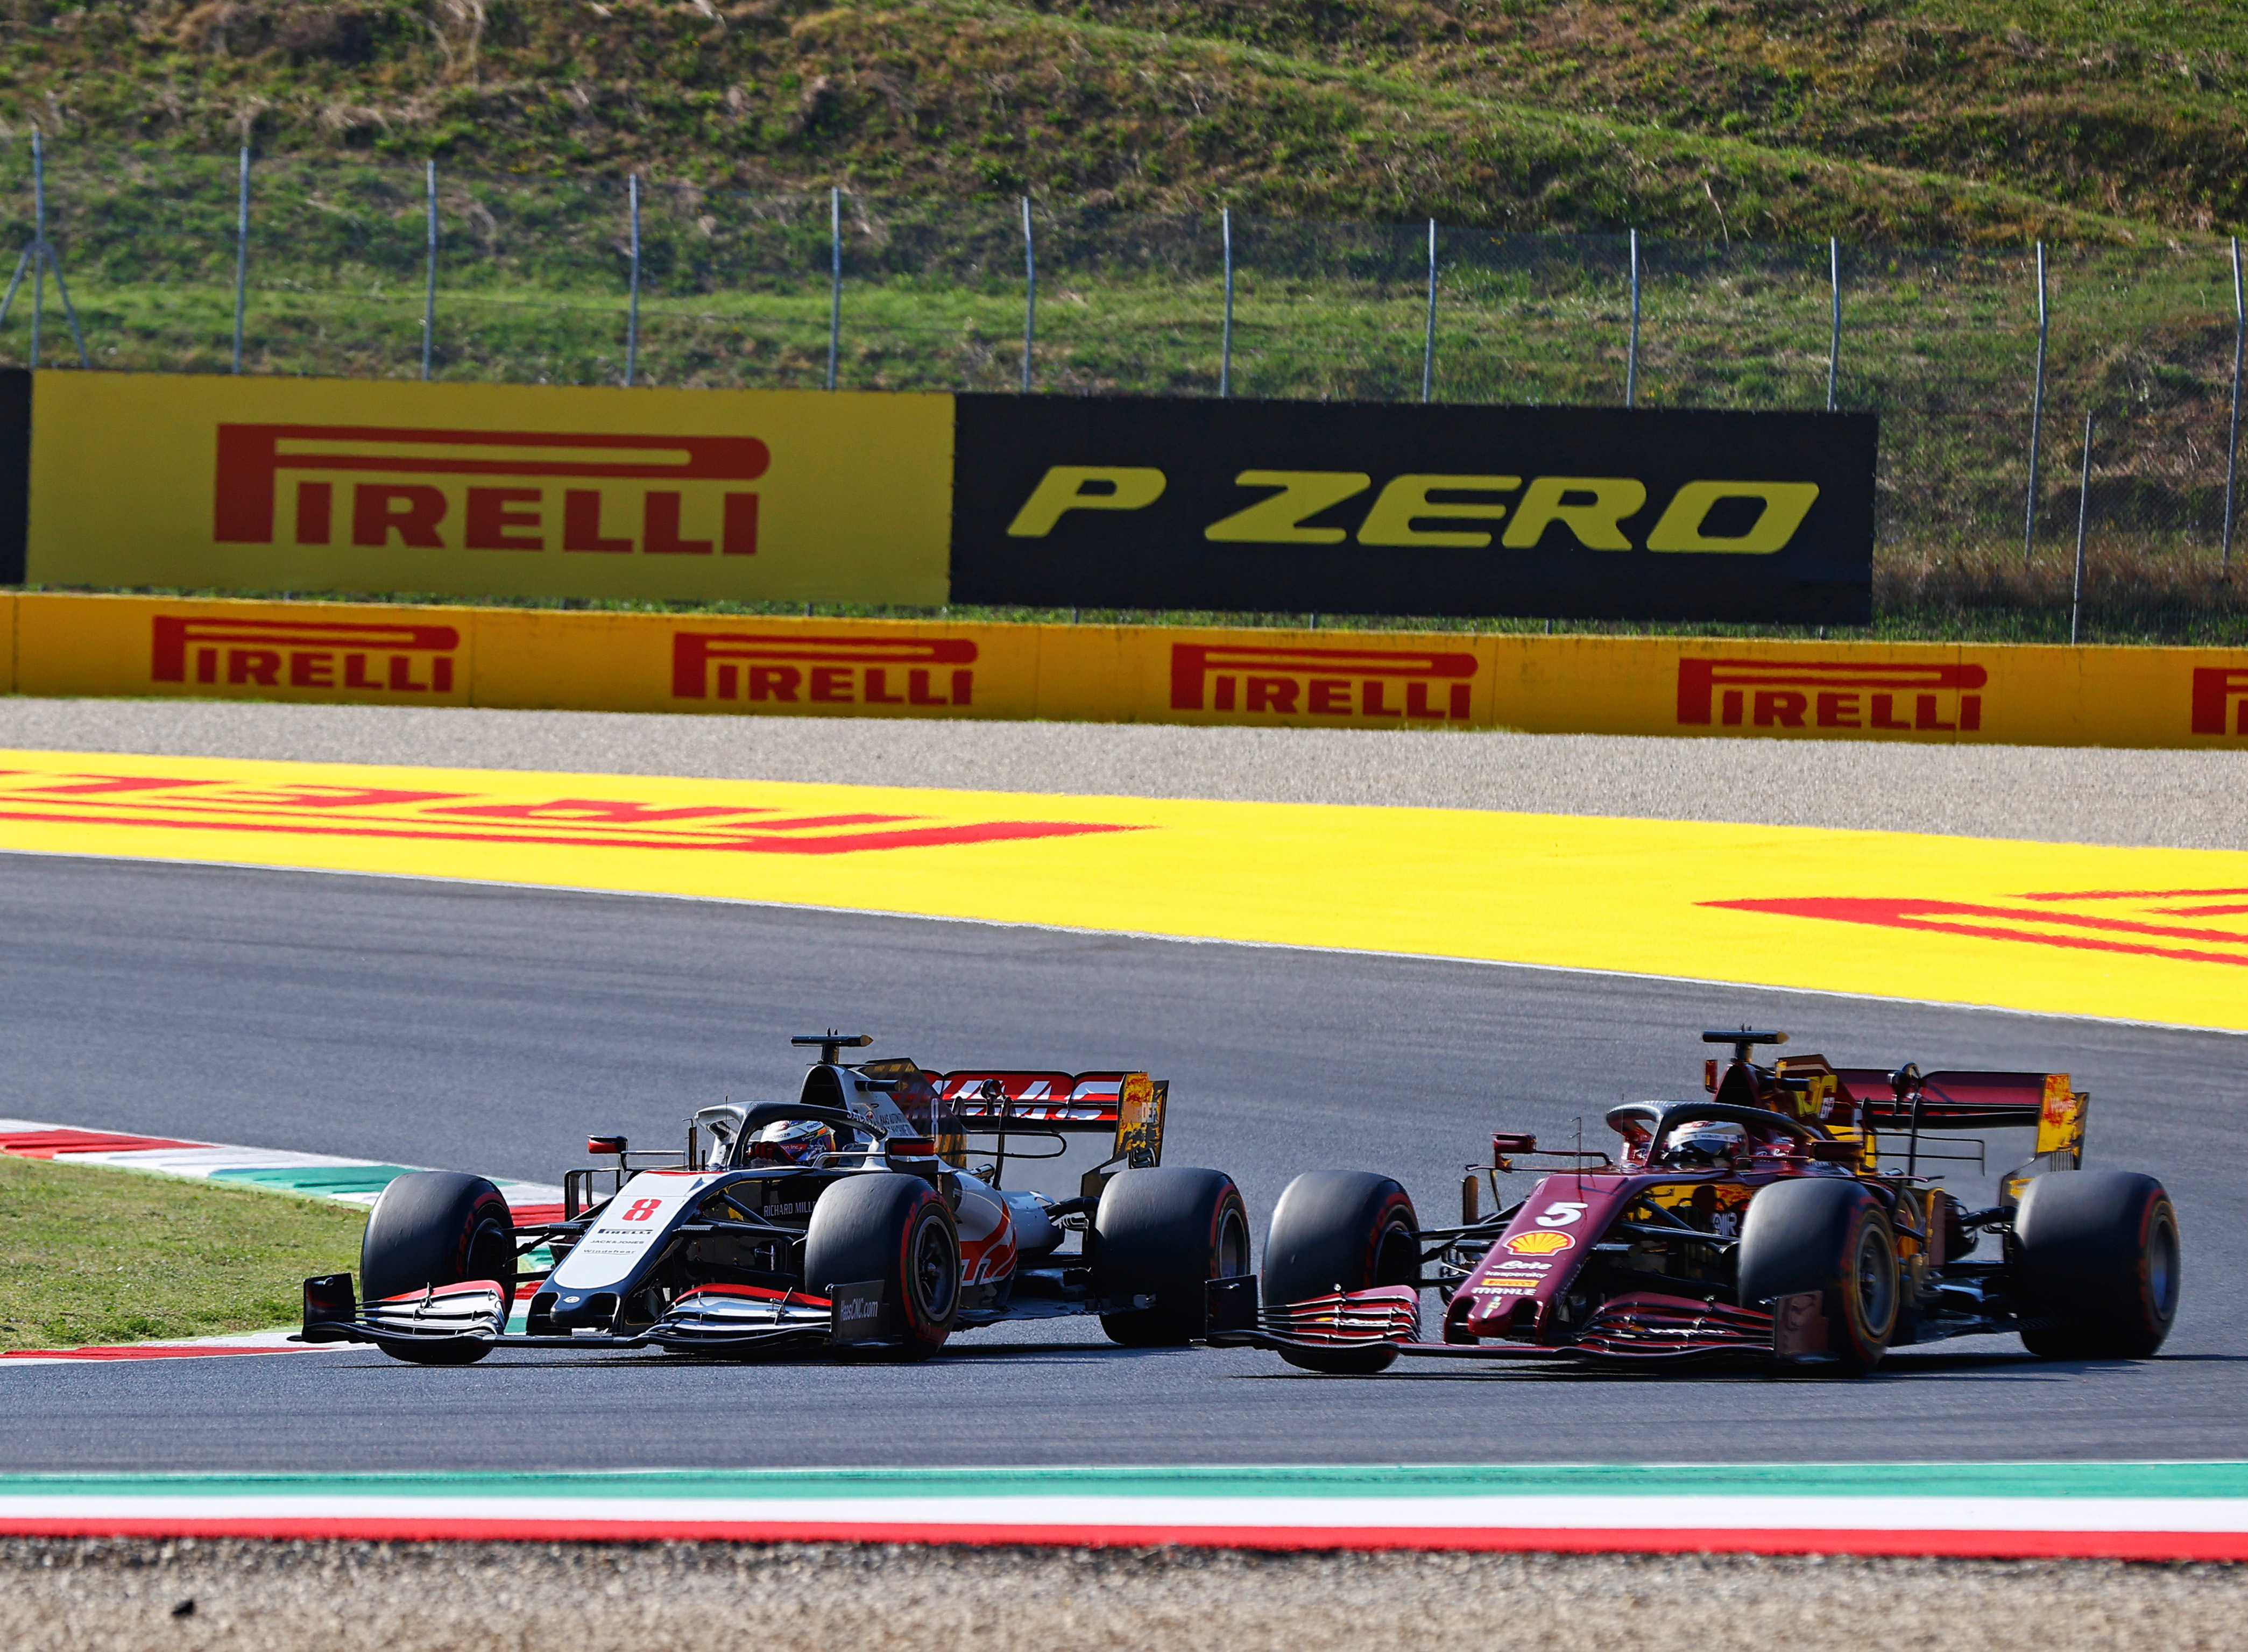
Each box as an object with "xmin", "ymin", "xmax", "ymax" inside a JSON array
[{"xmin": 1536, "ymin": 1202, "xmax": 1588, "ymax": 1228}]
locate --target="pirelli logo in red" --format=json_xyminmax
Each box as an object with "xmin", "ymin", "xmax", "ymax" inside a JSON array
[
  {"xmin": 213, "ymin": 424, "xmax": 765, "ymax": 556},
  {"xmin": 152, "ymin": 616, "xmax": 461, "ymax": 694},
  {"xmin": 2190, "ymin": 668, "xmax": 2248, "ymax": 736},
  {"xmin": 1170, "ymin": 643, "xmax": 1475, "ymax": 720},
  {"xmin": 1677, "ymin": 658, "xmax": 1986, "ymax": 733},
  {"xmin": 673, "ymin": 633, "xmax": 974, "ymax": 708}
]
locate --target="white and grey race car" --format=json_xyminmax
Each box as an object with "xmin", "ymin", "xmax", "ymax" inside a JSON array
[{"xmin": 300, "ymin": 1032, "xmax": 1254, "ymax": 1364}]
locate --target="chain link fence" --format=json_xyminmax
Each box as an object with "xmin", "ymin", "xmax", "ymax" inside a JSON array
[{"xmin": 3, "ymin": 139, "xmax": 2243, "ymax": 642}]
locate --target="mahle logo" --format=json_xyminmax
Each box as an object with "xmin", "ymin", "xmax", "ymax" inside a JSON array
[{"xmin": 1007, "ymin": 467, "xmax": 1822, "ymax": 554}]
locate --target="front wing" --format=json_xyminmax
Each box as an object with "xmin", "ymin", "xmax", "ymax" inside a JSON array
[{"xmin": 1206, "ymin": 1284, "xmax": 1836, "ymax": 1365}]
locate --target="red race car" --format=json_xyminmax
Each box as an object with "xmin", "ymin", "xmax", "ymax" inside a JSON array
[{"xmin": 1212, "ymin": 1030, "xmax": 2179, "ymax": 1376}]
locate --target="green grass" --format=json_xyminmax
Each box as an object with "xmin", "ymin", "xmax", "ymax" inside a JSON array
[
  {"xmin": 0, "ymin": 0, "xmax": 2234, "ymax": 242},
  {"xmin": 0, "ymin": 1153, "xmax": 366, "ymax": 1351}
]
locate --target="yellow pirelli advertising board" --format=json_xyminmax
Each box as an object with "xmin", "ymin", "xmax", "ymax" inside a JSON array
[
  {"xmin": 9, "ymin": 593, "xmax": 2247, "ymax": 751},
  {"xmin": 25, "ymin": 372, "xmax": 955, "ymax": 605}
]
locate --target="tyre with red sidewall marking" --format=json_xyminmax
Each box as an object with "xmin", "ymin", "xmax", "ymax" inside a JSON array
[
  {"xmin": 1091, "ymin": 1167, "xmax": 1252, "ymax": 1347},
  {"xmin": 804, "ymin": 1172, "xmax": 959, "ymax": 1360},
  {"xmin": 1737, "ymin": 1177, "xmax": 1897, "ymax": 1376},
  {"xmin": 359, "ymin": 1171, "xmax": 518, "ymax": 1367},
  {"xmin": 2014, "ymin": 1170, "xmax": 2180, "ymax": 1359},
  {"xmin": 1261, "ymin": 1171, "xmax": 1419, "ymax": 1374}
]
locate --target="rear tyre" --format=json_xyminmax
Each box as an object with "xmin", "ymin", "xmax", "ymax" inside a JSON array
[
  {"xmin": 1091, "ymin": 1168, "xmax": 1252, "ymax": 1348},
  {"xmin": 1738, "ymin": 1178, "xmax": 1897, "ymax": 1376},
  {"xmin": 359, "ymin": 1171, "xmax": 518, "ymax": 1367},
  {"xmin": 804, "ymin": 1173, "xmax": 959, "ymax": 1360},
  {"xmin": 2014, "ymin": 1171, "xmax": 2180, "ymax": 1359},
  {"xmin": 1261, "ymin": 1171, "xmax": 1419, "ymax": 1375}
]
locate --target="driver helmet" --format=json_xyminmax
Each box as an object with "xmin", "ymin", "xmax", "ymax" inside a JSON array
[
  {"xmin": 1667, "ymin": 1119, "xmax": 1747, "ymax": 1168},
  {"xmin": 751, "ymin": 1118, "xmax": 835, "ymax": 1165}
]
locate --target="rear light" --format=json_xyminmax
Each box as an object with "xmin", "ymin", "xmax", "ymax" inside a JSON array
[{"xmin": 587, "ymin": 1135, "xmax": 627, "ymax": 1156}]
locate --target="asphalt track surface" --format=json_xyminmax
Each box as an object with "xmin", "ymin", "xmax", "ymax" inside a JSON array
[{"xmin": 1, "ymin": 847, "xmax": 2240, "ymax": 1473}]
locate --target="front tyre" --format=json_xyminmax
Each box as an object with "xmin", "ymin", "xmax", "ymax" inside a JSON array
[
  {"xmin": 2014, "ymin": 1171, "xmax": 2180, "ymax": 1359},
  {"xmin": 1091, "ymin": 1168, "xmax": 1252, "ymax": 1348},
  {"xmin": 359, "ymin": 1171, "xmax": 518, "ymax": 1366},
  {"xmin": 1261, "ymin": 1171, "xmax": 1419, "ymax": 1375},
  {"xmin": 1738, "ymin": 1178, "xmax": 1898, "ymax": 1376},
  {"xmin": 804, "ymin": 1173, "xmax": 960, "ymax": 1360}
]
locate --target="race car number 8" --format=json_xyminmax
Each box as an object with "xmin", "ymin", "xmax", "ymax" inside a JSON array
[
  {"xmin": 621, "ymin": 1198, "xmax": 662, "ymax": 1223},
  {"xmin": 1535, "ymin": 1202, "xmax": 1588, "ymax": 1228}
]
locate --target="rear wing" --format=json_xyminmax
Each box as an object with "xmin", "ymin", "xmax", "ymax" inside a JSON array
[
  {"xmin": 932, "ymin": 1070, "xmax": 1167, "ymax": 1187},
  {"xmin": 1835, "ymin": 1067, "xmax": 2087, "ymax": 1166}
]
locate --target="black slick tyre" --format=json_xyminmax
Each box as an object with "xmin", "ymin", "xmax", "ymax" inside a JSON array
[
  {"xmin": 2013, "ymin": 1171, "xmax": 2180, "ymax": 1359},
  {"xmin": 803, "ymin": 1173, "xmax": 959, "ymax": 1360},
  {"xmin": 1091, "ymin": 1167, "xmax": 1252, "ymax": 1348},
  {"xmin": 1261, "ymin": 1171, "xmax": 1419, "ymax": 1374},
  {"xmin": 359, "ymin": 1171, "xmax": 518, "ymax": 1367},
  {"xmin": 1737, "ymin": 1178, "xmax": 1898, "ymax": 1376}
]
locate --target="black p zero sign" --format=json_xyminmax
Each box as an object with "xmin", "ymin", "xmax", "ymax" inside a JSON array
[{"xmin": 949, "ymin": 396, "xmax": 1875, "ymax": 623}]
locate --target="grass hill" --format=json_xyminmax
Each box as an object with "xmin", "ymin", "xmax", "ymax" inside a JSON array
[{"xmin": 0, "ymin": 0, "xmax": 2238, "ymax": 243}]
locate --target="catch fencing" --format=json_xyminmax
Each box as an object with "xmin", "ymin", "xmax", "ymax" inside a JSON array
[{"xmin": 4, "ymin": 136, "xmax": 2245, "ymax": 642}]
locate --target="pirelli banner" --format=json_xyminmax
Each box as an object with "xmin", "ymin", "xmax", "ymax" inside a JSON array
[
  {"xmin": 20, "ymin": 371, "xmax": 1871, "ymax": 621},
  {"xmin": 7, "ymin": 593, "xmax": 2246, "ymax": 750}
]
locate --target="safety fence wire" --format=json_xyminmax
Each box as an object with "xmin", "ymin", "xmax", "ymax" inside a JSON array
[{"xmin": 3, "ymin": 137, "xmax": 2247, "ymax": 640}]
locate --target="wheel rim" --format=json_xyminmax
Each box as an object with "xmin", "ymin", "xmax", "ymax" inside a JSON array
[
  {"xmin": 1215, "ymin": 1206, "xmax": 1251, "ymax": 1279},
  {"xmin": 1375, "ymin": 1217, "xmax": 1419, "ymax": 1288},
  {"xmin": 2147, "ymin": 1210, "xmax": 2180, "ymax": 1320},
  {"xmin": 468, "ymin": 1218, "xmax": 513, "ymax": 1288},
  {"xmin": 911, "ymin": 1212, "xmax": 958, "ymax": 1322},
  {"xmin": 1853, "ymin": 1219, "xmax": 1898, "ymax": 1338}
]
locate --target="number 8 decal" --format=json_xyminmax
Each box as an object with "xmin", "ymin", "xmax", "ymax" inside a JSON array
[{"xmin": 621, "ymin": 1197, "xmax": 663, "ymax": 1223}]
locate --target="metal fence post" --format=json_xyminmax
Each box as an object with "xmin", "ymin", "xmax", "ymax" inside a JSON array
[
  {"xmin": 1625, "ymin": 228, "xmax": 1641, "ymax": 408},
  {"xmin": 1420, "ymin": 218, "xmax": 1438, "ymax": 403},
  {"xmin": 231, "ymin": 146, "xmax": 251, "ymax": 374},
  {"xmin": 1826, "ymin": 236, "xmax": 1841, "ymax": 411},
  {"xmin": 419, "ymin": 159, "xmax": 438, "ymax": 381},
  {"xmin": 825, "ymin": 186, "xmax": 842, "ymax": 392},
  {"xmin": 1020, "ymin": 196, "xmax": 1036, "ymax": 394},
  {"xmin": 2024, "ymin": 241, "xmax": 2049, "ymax": 563},
  {"xmin": 29, "ymin": 131, "xmax": 43, "ymax": 370},
  {"xmin": 624, "ymin": 174, "xmax": 642, "ymax": 387},
  {"xmin": 37, "ymin": 132, "xmax": 86, "ymax": 370},
  {"xmin": 2072, "ymin": 409, "xmax": 2094, "ymax": 645},
  {"xmin": 1219, "ymin": 207, "xmax": 1233, "ymax": 398},
  {"xmin": 2224, "ymin": 235, "xmax": 2243, "ymax": 572}
]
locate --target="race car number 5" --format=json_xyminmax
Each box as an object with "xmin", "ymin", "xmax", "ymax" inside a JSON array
[{"xmin": 1535, "ymin": 1202, "xmax": 1588, "ymax": 1228}]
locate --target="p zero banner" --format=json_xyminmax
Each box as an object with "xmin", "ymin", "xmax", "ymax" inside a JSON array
[
  {"xmin": 11, "ymin": 593, "xmax": 2246, "ymax": 750},
  {"xmin": 949, "ymin": 396, "xmax": 1877, "ymax": 623},
  {"xmin": 25, "ymin": 372, "xmax": 954, "ymax": 605}
]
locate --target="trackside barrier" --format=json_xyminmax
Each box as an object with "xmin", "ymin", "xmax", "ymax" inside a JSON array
[{"xmin": 6, "ymin": 592, "xmax": 2247, "ymax": 750}]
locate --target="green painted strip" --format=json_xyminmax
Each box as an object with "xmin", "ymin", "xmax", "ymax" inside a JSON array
[
  {"xmin": 208, "ymin": 1166, "xmax": 415, "ymax": 1195},
  {"xmin": 0, "ymin": 1463, "xmax": 2243, "ymax": 1503}
]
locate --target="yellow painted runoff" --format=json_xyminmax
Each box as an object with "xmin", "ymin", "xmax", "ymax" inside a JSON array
[{"xmin": 2, "ymin": 749, "xmax": 2244, "ymax": 1032}]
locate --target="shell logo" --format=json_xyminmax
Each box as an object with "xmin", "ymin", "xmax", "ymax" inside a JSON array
[{"xmin": 1504, "ymin": 1230, "xmax": 1574, "ymax": 1256}]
